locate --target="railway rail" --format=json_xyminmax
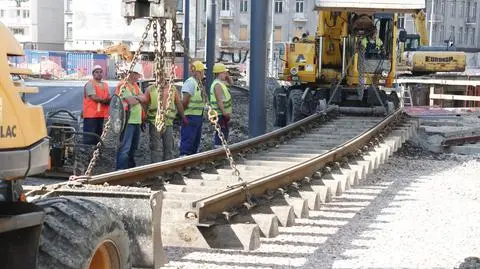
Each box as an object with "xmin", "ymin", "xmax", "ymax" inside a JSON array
[{"xmin": 25, "ymin": 106, "xmax": 418, "ymax": 263}]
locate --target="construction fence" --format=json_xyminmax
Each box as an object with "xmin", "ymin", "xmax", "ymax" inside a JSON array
[{"xmin": 8, "ymin": 49, "xmax": 186, "ymax": 80}]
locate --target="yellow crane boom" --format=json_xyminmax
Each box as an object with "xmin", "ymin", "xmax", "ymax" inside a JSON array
[{"xmin": 97, "ymin": 43, "xmax": 134, "ymax": 62}]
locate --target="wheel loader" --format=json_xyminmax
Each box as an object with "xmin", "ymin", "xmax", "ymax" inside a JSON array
[
  {"xmin": 0, "ymin": 0, "xmax": 178, "ymax": 267},
  {"xmin": 273, "ymin": 0, "xmax": 426, "ymax": 127}
]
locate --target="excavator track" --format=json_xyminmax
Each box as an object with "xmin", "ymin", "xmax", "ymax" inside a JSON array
[{"xmin": 25, "ymin": 107, "xmax": 418, "ymax": 251}]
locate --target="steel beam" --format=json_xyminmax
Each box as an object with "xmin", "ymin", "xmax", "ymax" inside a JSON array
[
  {"xmin": 249, "ymin": 0, "xmax": 268, "ymax": 138},
  {"xmin": 206, "ymin": 0, "xmax": 216, "ymax": 95}
]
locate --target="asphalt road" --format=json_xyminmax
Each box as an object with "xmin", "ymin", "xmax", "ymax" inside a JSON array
[{"xmin": 24, "ymin": 80, "xmax": 120, "ymax": 117}]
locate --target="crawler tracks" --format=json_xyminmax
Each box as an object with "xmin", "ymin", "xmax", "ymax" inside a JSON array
[{"xmin": 26, "ymin": 106, "xmax": 418, "ymax": 257}]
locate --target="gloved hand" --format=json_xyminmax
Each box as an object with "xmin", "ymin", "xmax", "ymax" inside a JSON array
[
  {"xmin": 223, "ymin": 113, "xmax": 231, "ymax": 123},
  {"xmin": 182, "ymin": 117, "xmax": 189, "ymax": 126}
]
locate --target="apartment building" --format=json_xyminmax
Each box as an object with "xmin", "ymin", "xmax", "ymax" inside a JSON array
[
  {"xmin": 425, "ymin": 0, "xmax": 480, "ymax": 49},
  {"xmin": 64, "ymin": 0, "xmax": 197, "ymax": 54},
  {"xmin": 196, "ymin": 0, "xmax": 317, "ymax": 49},
  {"xmin": 0, "ymin": 0, "xmax": 64, "ymax": 50}
]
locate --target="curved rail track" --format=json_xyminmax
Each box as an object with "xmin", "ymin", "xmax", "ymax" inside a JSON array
[{"xmin": 25, "ymin": 106, "xmax": 418, "ymax": 255}]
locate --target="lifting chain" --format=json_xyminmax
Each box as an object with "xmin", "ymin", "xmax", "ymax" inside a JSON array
[
  {"xmin": 172, "ymin": 20, "xmax": 252, "ymax": 203},
  {"xmin": 79, "ymin": 20, "xmax": 153, "ymax": 179},
  {"xmin": 357, "ymin": 38, "xmax": 366, "ymax": 88}
]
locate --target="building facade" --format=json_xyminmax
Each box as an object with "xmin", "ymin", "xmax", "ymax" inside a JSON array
[{"xmin": 0, "ymin": 0, "xmax": 64, "ymax": 50}]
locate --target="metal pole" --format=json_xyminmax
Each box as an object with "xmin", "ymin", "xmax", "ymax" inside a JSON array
[
  {"xmin": 429, "ymin": 0, "xmax": 435, "ymax": 46},
  {"xmin": 206, "ymin": 0, "xmax": 216, "ymax": 95},
  {"xmin": 183, "ymin": 0, "xmax": 190, "ymax": 80},
  {"xmin": 249, "ymin": 0, "xmax": 268, "ymax": 137},
  {"xmin": 268, "ymin": 0, "xmax": 274, "ymax": 77}
]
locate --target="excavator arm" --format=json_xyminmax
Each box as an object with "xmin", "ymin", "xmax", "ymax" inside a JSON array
[
  {"xmin": 411, "ymin": 10, "xmax": 429, "ymax": 46},
  {"xmin": 97, "ymin": 43, "xmax": 133, "ymax": 62}
]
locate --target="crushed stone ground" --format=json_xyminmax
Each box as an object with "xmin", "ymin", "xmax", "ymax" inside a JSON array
[{"xmin": 161, "ymin": 148, "xmax": 480, "ymax": 269}]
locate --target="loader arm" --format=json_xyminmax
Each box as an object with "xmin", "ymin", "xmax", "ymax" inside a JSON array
[
  {"xmin": 97, "ymin": 43, "xmax": 133, "ymax": 62},
  {"xmin": 411, "ymin": 10, "xmax": 429, "ymax": 46}
]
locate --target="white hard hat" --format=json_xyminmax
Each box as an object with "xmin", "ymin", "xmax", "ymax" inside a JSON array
[
  {"xmin": 130, "ymin": 63, "xmax": 143, "ymax": 76},
  {"xmin": 92, "ymin": 65, "xmax": 103, "ymax": 72}
]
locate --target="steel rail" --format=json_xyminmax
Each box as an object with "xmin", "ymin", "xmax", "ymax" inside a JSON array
[
  {"xmin": 83, "ymin": 106, "xmax": 338, "ymax": 186},
  {"xmin": 190, "ymin": 108, "xmax": 404, "ymax": 223}
]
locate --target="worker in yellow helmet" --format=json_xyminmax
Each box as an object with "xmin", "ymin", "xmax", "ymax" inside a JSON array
[
  {"xmin": 361, "ymin": 28, "xmax": 384, "ymax": 58},
  {"xmin": 210, "ymin": 62, "xmax": 233, "ymax": 149},
  {"xmin": 179, "ymin": 60, "xmax": 206, "ymax": 156}
]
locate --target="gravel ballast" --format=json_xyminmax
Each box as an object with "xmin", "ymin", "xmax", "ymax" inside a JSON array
[{"xmin": 161, "ymin": 151, "xmax": 480, "ymax": 269}]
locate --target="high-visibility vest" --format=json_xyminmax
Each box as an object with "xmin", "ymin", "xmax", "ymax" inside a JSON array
[
  {"xmin": 361, "ymin": 37, "xmax": 382, "ymax": 51},
  {"xmin": 115, "ymin": 81, "xmax": 146, "ymax": 124},
  {"xmin": 147, "ymin": 85, "xmax": 177, "ymax": 126},
  {"xmin": 183, "ymin": 77, "xmax": 204, "ymax": 116},
  {"xmin": 209, "ymin": 79, "xmax": 232, "ymax": 115},
  {"xmin": 83, "ymin": 80, "xmax": 110, "ymax": 118}
]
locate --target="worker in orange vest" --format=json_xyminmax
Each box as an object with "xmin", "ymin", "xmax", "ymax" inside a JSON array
[{"xmin": 82, "ymin": 65, "xmax": 111, "ymax": 145}]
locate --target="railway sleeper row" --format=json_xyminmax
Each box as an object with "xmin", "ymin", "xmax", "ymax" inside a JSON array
[{"xmin": 155, "ymin": 115, "xmax": 419, "ymax": 251}]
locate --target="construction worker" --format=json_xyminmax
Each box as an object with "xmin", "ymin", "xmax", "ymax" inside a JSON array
[
  {"xmin": 179, "ymin": 60, "xmax": 206, "ymax": 156},
  {"xmin": 210, "ymin": 62, "xmax": 233, "ymax": 148},
  {"xmin": 144, "ymin": 82, "xmax": 187, "ymax": 162},
  {"xmin": 115, "ymin": 64, "xmax": 148, "ymax": 170},
  {"xmin": 82, "ymin": 65, "xmax": 111, "ymax": 145},
  {"xmin": 361, "ymin": 29, "xmax": 384, "ymax": 58}
]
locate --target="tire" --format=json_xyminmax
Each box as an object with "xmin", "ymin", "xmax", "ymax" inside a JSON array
[
  {"xmin": 273, "ymin": 87, "xmax": 287, "ymax": 127},
  {"xmin": 34, "ymin": 197, "xmax": 131, "ymax": 269},
  {"xmin": 286, "ymin": 89, "xmax": 305, "ymax": 125}
]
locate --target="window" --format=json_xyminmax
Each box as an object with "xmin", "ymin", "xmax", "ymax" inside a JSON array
[
  {"xmin": 16, "ymin": 9, "xmax": 20, "ymax": 17},
  {"xmin": 66, "ymin": 22, "xmax": 72, "ymax": 40},
  {"xmin": 439, "ymin": 0, "xmax": 445, "ymax": 14},
  {"xmin": 295, "ymin": 0, "xmax": 304, "ymax": 13},
  {"xmin": 295, "ymin": 26, "xmax": 304, "ymax": 38},
  {"xmin": 397, "ymin": 14, "xmax": 405, "ymax": 29},
  {"xmin": 274, "ymin": 26, "xmax": 282, "ymax": 42},
  {"xmin": 473, "ymin": 3, "xmax": 477, "ymax": 19},
  {"xmin": 176, "ymin": 23, "xmax": 183, "ymax": 38},
  {"xmin": 9, "ymin": 27, "xmax": 25, "ymax": 35},
  {"xmin": 460, "ymin": 1, "xmax": 465, "ymax": 16},
  {"xmin": 450, "ymin": 26, "xmax": 455, "ymax": 41},
  {"xmin": 22, "ymin": 10, "xmax": 29, "ymax": 18},
  {"xmin": 274, "ymin": 0, "xmax": 283, "ymax": 14},
  {"xmin": 221, "ymin": 0, "xmax": 230, "ymax": 11},
  {"xmin": 0, "ymin": 10, "xmax": 4, "ymax": 18},
  {"xmin": 177, "ymin": 0, "xmax": 183, "ymax": 12},
  {"xmin": 452, "ymin": 0, "xmax": 456, "ymax": 17},
  {"xmin": 240, "ymin": 0, "xmax": 247, "ymax": 13},
  {"xmin": 466, "ymin": 1, "xmax": 471, "ymax": 17},
  {"xmin": 459, "ymin": 27, "xmax": 463, "ymax": 44},
  {"xmin": 221, "ymin": 24, "xmax": 230, "ymax": 41},
  {"xmin": 471, "ymin": 28, "xmax": 476, "ymax": 45},
  {"xmin": 440, "ymin": 25, "xmax": 445, "ymax": 42},
  {"xmin": 433, "ymin": 24, "xmax": 438, "ymax": 42},
  {"xmin": 204, "ymin": 0, "xmax": 206, "ymax": 12},
  {"xmin": 465, "ymin": 28, "xmax": 469, "ymax": 44},
  {"xmin": 66, "ymin": 0, "xmax": 72, "ymax": 12},
  {"xmin": 239, "ymin": 25, "xmax": 248, "ymax": 41}
]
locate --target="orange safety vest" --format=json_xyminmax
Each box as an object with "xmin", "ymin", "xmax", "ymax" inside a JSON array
[
  {"xmin": 83, "ymin": 80, "xmax": 110, "ymax": 118},
  {"xmin": 115, "ymin": 82, "xmax": 147, "ymax": 121}
]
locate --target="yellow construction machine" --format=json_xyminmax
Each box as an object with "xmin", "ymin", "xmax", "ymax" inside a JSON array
[
  {"xmin": 273, "ymin": 0, "xmax": 425, "ymax": 126},
  {"xmin": 396, "ymin": 11, "xmax": 466, "ymax": 75},
  {"xmin": 0, "ymin": 0, "xmax": 173, "ymax": 265},
  {"xmin": 97, "ymin": 43, "xmax": 134, "ymax": 79}
]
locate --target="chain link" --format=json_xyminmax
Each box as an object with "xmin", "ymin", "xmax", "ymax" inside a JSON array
[{"xmin": 79, "ymin": 19, "xmax": 153, "ymax": 178}]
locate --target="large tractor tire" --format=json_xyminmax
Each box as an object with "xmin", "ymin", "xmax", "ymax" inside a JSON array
[
  {"xmin": 273, "ymin": 87, "xmax": 287, "ymax": 127},
  {"xmin": 34, "ymin": 197, "xmax": 131, "ymax": 269},
  {"xmin": 286, "ymin": 89, "xmax": 305, "ymax": 125}
]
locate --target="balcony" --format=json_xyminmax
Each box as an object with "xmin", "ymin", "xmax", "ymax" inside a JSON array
[
  {"xmin": 219, "ymin": 9, "xmax": 234, "ymax": 20},
  {"xmin": 466, "ymin": 17, "xmax": 477, "ymax": 25},
  {"xmin": 292, "ymin": 13, "xmax": 308, "ymax": 22}
]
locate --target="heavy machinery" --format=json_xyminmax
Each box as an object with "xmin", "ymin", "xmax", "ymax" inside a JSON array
[
  {"xmin": 0, "ymin": 0, "xmax": 181, "ymax": 266},
  {"xmin": 396, "ymin": 11, "xmax": 466, "ymax": 75},
  {"xmin": 273, "ymin": 0, "xmax": 425, "ymax": 127},
  {"xmin": 97, "ymin": 43, "xmax": 134, "ymax": 79}
]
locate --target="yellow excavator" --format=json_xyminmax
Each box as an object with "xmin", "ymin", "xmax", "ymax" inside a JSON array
[
  {"xmin": 396, "ymin": 10, "xmax": 466, "ymax": 75},
  {"xmin": 0, "ymin": 0, "xmax": 172, "ymax": 265},
  {"xmin": 273, "ymin": 0, "xmax": 428, "ymax": 126},
  {"xmin": 97, "ymin": 43, "xmax": 134, "ymax": 79}
]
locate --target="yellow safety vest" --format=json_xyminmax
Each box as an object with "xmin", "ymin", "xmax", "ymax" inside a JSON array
[
  {"xmin": 210, "ymin": 79, "xmax": 232, "ymax": 115},
  {"xmin": 183, "ymin": 77, "xmax": 204, "ymax": 116},
  {"xmin": 147, "ymin": 85, "xmax": 177, "ymax": 126}
]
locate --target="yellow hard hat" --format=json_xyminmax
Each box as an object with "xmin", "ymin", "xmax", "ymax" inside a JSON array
[
  {"xmin": 213, "ymin": 62, "xmax": 228, "ymax": 73},
  {"xmin": 192, "ymin": 60, "xmax": 206, "ymax": 72}
]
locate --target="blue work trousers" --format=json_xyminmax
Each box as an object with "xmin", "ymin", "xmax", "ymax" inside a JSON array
[
  {"xmin": 116, "ymin": 124, "xmax": 141, "ymax": 170},
  {"xmin": 213, "ymin": 115, "xmax": 230, "ymax": 147},
  {"xmin": 83, "ymin": 117, "xmax": 104, "ymax": 145},
  {"xmin": 180, "ymin": 115, "xmax": 203, "ymax": 156}
]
